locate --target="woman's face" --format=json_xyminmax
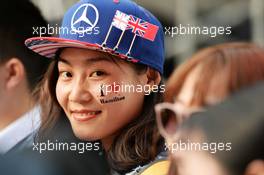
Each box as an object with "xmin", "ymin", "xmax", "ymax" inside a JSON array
[{"xmin": 56, "ymin": 48, "xmax": 146, "ymax": 144}]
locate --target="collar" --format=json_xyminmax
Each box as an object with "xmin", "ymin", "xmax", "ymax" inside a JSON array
[{"xmin": 0, "ymin": 105, "xmax": 41, "ymax": 154}]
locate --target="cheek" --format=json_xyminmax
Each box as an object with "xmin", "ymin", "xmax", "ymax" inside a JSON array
[
  {"xmin": 0, "ymin": 76, "xmax": 5, "ymax": 95},
  {"xmin": 86, "ymin": 82, "xmax": 111, "ymax": 104},
  {"xmin": 124, "ymin": 92, "xmax": 145, "ymax": 119},
  {"xmin": 55, "ymin": 81, "xmax": 68, "ymax": 110},
  {"xmin": 102, "ymin": 89, "xmax": 145, "ymax": 128},
  {"xmin": 0, "ymin": 77, "xmax": 7, "ymax": 115},
  {"xmin": 0, "ymin": 87, "xmax": 5, "ymax": 114}
]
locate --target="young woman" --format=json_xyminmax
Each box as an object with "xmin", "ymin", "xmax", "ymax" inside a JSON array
[
  {"xmin": 25, "ymin": 0, "xmax": 167, "ymax": 174},
  {"xmin": 155, "ymin": 42, "xmax": 264, "ymax": 175}
]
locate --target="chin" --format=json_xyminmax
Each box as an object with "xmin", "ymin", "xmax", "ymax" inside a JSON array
[{"xmin": 71, "ymin": 124, "xmax": 102, "ymax": 141}]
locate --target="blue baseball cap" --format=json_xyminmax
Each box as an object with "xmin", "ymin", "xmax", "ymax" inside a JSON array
[{"xmin": 25, "ymin": 0, "xmax": 165, "ymax": 74}]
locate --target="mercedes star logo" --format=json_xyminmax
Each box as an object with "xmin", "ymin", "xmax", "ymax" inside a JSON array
[{"xmin": 71, "ymin": 3, "xmax": 99, "ymax": 34}]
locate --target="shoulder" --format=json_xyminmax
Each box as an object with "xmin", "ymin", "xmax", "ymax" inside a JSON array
[
  {"xmin": 125, "ymin": 151, "xmax": 170, "ymax": 175},
  {"xmin": 7, "ymin": 132, "xmax": 36, "ymax": 154}
]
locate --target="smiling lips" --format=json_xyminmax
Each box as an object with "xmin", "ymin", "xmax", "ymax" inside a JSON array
[{"xmin": 71, "ymin": 110, "xmax": 102, "ymax": 122}]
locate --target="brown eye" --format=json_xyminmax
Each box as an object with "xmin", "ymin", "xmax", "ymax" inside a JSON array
[
  {"xmin": 60, "ymin": 71, "xmax": 72, "ymax": 79},
  {"xmin": 90, "ymin": 71, "xmax": 106, "ymax": 77}
]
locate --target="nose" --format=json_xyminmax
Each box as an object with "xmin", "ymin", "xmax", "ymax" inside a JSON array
[{"xmin": 68, "ymin": 78, "xmax": 93, "ymax": 103}]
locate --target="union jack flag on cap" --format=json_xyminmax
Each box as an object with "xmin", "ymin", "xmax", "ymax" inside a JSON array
[
  {"xmin": 127, "ymin": 15, "xmax": 159, "ymax": 42},
  {"xmin": 112, "ymin": 10, "xmax": 130, "ymax": 31}
]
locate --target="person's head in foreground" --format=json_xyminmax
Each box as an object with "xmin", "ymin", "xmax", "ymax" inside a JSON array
[
  {"xmin": 25, "ymin": 0, "xmax": 165, "ymax": 173},
  {"xmin": 154, "ymin": 42, "xmax": 264, "ymax": 174},
  {"xmin": 0, "ymin": 0, "xmax": 49, "ymax": 153},
  {"xmin": 171, "ymin": 82, "xmax": 264, "ymax": 175},
  {"xmin": 0, "ymin": 0, "xmax": 49, "ymax": 129}
]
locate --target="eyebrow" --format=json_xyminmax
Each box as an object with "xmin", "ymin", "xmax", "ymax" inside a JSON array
[{"xmin": 58, "ymin": 56, "xmax": 113, "ymax": 66}]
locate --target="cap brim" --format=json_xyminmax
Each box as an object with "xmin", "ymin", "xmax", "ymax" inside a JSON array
[
  {"xmin": 25, "ymin": 37, "xmax": 139, "ymax": 63},
  {"xmin": 25, "ymin": 37, "xmax": 103, "ymax": 58}
]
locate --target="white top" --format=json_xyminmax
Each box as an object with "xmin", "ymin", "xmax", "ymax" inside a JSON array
[{"xmin": 0, "ymin": 105, "xmax": 41, "ymax": 154}]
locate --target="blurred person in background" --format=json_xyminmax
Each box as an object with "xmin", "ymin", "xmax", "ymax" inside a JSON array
[
  {"xmin": 0, "ymin": 0, "xmax": 50, "ymax": 154},
  {"xmin": 165, "ymin": 42, "xmax": 264, "ymax": 106},
  {"xmin": 155, "ymin": 42, "xmax": 264, "ymax": 174},
  {"xmin": 162, "ymin": 82, "xmax": 264, "ymax": 175},
  {"xmin": 0, "ymin": 1, "xmax": 109, "ymax": 175}
]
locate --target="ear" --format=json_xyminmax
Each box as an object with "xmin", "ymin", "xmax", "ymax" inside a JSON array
[
  {"xmin": 146, "ymin": 67, "xmax": 161, "ymax": 86},
  {"xmin": 4, "ymin": 58, "xmax": 25, "ymax": 90}
]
